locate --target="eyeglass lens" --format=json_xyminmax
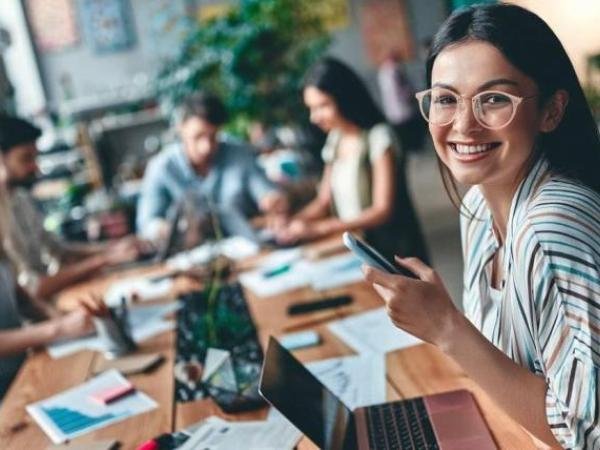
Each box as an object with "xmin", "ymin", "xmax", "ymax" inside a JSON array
[{"xmin": 420, "ymin": 89, "xmax": 515, "ymax": 128}]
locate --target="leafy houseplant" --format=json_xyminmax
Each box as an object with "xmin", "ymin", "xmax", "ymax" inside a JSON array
[{"xmin": 156, "ymin": 0, "xmax": 330, "ymax": 136}]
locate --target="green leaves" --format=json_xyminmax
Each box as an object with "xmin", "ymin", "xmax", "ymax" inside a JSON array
[{"xmin": 156, "ymin": 0, "xmax": 330, "ymax": 135}]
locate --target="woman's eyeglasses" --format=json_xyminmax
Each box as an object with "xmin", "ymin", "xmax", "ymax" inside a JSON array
[{"xmin": 415, "ymin": 88, "xmax": 537, "ymax": 130}]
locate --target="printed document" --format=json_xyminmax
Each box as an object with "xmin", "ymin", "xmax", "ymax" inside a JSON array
[{"xmin": 328, "ymin": 307, "xmax": 422, "ymax": 354}]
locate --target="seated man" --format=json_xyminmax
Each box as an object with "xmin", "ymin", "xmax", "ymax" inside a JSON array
[
  {"xmin": 0, "ymin": 115, "xmax": 143, "ymax": 300},
  {"xmin": 0, "ymin": 181, "xmax": 103, "ymax": 397},
  {"xmin": 136, "ymin": 92, "xmax": 287, "ymax": 239}
]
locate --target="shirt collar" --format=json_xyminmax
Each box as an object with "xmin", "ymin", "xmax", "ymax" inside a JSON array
[
  {"xmin": 483, "ymin": 156, "xmax": 550, "ymax": 248},
  {"xmin": 174, "ymin": 140, "xmax": 227, "ymax": 180}
]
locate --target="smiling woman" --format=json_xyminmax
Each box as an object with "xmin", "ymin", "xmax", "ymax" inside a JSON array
[{"xmin": 362, "ymin": 4, "xmax": 600, "ymax": 450}]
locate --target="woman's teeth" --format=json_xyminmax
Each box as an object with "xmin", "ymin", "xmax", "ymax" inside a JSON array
[{"xmin": 451, "ymin": 143, "xmax": 498, "ymax": 154}]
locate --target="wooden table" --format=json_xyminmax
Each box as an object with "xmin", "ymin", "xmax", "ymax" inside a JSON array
[{"xmin": 0, "ymin": 243, "xmax": 536, "ymax": 450}]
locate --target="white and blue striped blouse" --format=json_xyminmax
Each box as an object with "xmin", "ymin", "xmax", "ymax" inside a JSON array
[{"xmin": 461, "ymin": 157, "xmax": 600, "ymax": 449}]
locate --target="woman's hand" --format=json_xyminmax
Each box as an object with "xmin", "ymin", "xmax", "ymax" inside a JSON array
[
  {"xmin": 275, "ymin": 219, "xmax": 310, "ymax": 244},
  {"xmin": 362, "ymin": 256, "xmax": 462, "ymax": 347},
  {"xmin": 55, "ymin": 294, "xmax": 107, "ymax": 339}
]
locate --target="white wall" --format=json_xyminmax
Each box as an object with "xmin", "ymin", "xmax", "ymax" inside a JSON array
[
  {"xmin": 36, "ymin": 0, "xmax": 189, "ymax": 108},
  {"xmin": 508, "ymin": 0, "xmax": 600, "ymax": 83},
  {"xmin": 25, "ymin": 0, "xmax": 449, "ymax": 112},
  {"xmin": 0, "ymin": 0, "xmax": 46, "ymax": 115}
]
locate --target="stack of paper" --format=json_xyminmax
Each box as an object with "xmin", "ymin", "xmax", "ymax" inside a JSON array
[
  {"xmin": 328, "ymin": 307, "xmax": 422, "ymax": 354},
  {"xmin": 177, "ymin": 416, "xmax": 302, "ymax": 450},
  {"xmin": 27, "ymin": 370, "xmax": 156, "ymax": 444},
  {"xmin": 48, "ymin": 302, "xmax": 182, "ymax": 359}
]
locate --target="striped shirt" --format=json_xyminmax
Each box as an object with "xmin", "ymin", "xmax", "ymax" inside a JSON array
[{"xmin": 461, "ymin": 157, "xmax": 600, "ymax": 449}]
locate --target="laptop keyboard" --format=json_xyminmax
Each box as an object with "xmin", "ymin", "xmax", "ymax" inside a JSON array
[{"xmin": 365, "ymin": 398, "xmax": 439, "ymax": 450}]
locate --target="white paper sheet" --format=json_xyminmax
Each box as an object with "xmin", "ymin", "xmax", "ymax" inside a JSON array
[
  {"xmin": 47, "ymin": 302, "xmax": 181, "ymax": 359},
  {"xmin": 306, "ymin": 353, "xmax": 386, "ymax": 409},
  {"xmin": 302, "ymin": 252, "xmax": 363, "ymax": 291},
  {"xmin": 177, "ymin": 416, "xmax": 301, "ymax": 450},
  {"xmin": 239, "ymin": 251, "xmax": 363, "ymax": 297},
  {"xmin": 27, "ymin": 370, "xmax": 156, "ymax": 444},
  {"xmin": 104, "ymin": 277, "xmax": 174, "ymax": 307},
  {"xmin": 328, "ymin": 307, "xmax": 422, "ymax": 354}
]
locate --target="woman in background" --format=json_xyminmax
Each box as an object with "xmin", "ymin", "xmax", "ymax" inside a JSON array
[
  {"xmin": 364, "ymin": 4, "xmax": 600, "ymax": 448},
  {"xmin": 276, "ymin": 57, "xmax": 429, "ymax": 263}
]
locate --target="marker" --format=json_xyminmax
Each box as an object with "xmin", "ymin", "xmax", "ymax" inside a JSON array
[{"xmin": 262, "ymin": 263, "xmax": 292, "ymax": 278}]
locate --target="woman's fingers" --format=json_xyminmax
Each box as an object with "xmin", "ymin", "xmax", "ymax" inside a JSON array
[
  {"xmin": 362, "ymin": 264, "xmax": 406, "ymax": 290},
  {"xmin": 395, "ymin": 256, "xmax": 436, "ymax": 281}
]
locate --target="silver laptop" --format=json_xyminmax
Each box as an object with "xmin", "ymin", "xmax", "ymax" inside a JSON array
[{"xmin": 259, "ymin": 337, "xmax": 498, "ymax": 450}]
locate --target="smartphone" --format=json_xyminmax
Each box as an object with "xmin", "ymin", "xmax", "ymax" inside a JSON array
[
  {"xmin": 342, "ymin": 232, "xmax": 416, "ymax": 278},
  {"xmin": 287, "ymin": 295, "xmax": 352, "ymax": 315},
  {"xmin": 279, "ymin": 330, "xmax": 321, "ymax": 350}
]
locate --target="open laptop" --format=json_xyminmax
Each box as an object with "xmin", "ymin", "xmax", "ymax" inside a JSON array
[
  {"xmin": 108, "ymin": 202, "xmax": 185, "ymax": 272},
  {"xmin": 259, "ymin": 337, "xmax": 498, "ymax": 450}
]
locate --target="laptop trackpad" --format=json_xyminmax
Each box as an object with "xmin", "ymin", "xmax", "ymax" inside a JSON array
[{"xmin": 425, "ymin": 391, "xmax": 497, "ymax": 450}]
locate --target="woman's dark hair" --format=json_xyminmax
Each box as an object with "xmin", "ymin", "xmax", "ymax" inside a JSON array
[
  {"xmin": 304, "ymin": 57, "xmax": 386, "ymax": 129},
  {"xmin": 426, "ymin": 3, "xmax": 600, "ymax": 206},
  {"xmin": 181, "ymin": 92, "xmax": 228, "ymax": 126}
]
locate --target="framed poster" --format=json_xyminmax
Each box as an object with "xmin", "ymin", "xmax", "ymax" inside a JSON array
[
  {"xmin": 25, "ymin": 0, "xmax": 79, "ymax": 52},
  {"xmin": 361, "ymin": 0, "xmax": 414, "ymax": 64},
  {"xmin": 81, "ymin": 0, "xmax": 136, "ymax": 53}
]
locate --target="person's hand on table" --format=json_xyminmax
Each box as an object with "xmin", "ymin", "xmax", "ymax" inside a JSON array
[
  {"xmin": 265, "ymin": 213, "xmax": 289, "ymax": 233},
  {"xmin": 103, "ymin": 237, "xmax": 140, "ymax": 266},
  {"xmin": 276, "ymin": 218, "xmax": 338, "ymax": 245},
  {"xmin": 259, "ymin": 191, "xmax": 289, "ymax": 215},
  {"xmin": 362, "ymin": 256, "xmax": 462, "ymax": 347},
  {"xmin": 55, "ymin": 294, "xmax": 107, "ymax": 339},
  {"xmin": 275, "ymin": 219, "xmax": 310, "ymax": 244}
]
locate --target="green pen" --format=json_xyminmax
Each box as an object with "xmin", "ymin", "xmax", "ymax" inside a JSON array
[{"xmin": 263, "ymin": 263, "xmax": 292, "ymax": 278}]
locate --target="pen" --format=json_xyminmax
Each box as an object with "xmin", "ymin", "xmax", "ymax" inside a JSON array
[
  {"xmin": 262, "ymin": 263, "xmax": 292, "ymax": 278},
  {"xmin": 283, "ymin": 312, "xmax": 339, "ymax": 332}
]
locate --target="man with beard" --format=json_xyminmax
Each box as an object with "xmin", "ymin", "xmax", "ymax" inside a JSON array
[{"xmin": 0, "ymin": 115, "xmax": 142, "ymax": 299}]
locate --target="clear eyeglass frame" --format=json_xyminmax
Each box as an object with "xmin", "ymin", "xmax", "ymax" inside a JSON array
[{"xmin": 414, "ymin": 88, "xmax": 537, "ymax": 130}]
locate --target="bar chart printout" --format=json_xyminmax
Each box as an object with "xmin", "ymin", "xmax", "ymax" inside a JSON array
[{"xmin": 26, "ymin": 370, "xmax": 157, "ymax": 444}]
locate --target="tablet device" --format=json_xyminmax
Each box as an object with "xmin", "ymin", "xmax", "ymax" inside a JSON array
[{"xmin": 343, "ymin": 232, "xmax": 416, "ymax": 278}]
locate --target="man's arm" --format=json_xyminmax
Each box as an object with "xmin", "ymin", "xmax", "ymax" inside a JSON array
[
  {"xmin": 136, "ymin": 157, "xmax": 172, "ymax": 238},
  {"xmin": 0, "ymin": 308, "xmax": 99, "ymax": 356},
  {"xmin": 33, "ymin": 254, "xmax": 108, "ymax": 299}
]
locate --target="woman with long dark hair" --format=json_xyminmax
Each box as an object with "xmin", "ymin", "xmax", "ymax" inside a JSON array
[
  {"xmin": 363, "ymin": 4, "xmax": 600, "ymax": 448},
  {"xmin": 276, "ymin": 57, "xmax": 429, "ymax": 262}
]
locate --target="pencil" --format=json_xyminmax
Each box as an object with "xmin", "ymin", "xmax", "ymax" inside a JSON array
[{"xmin": 283, "ymin": 312, "xmax": 339, "ymax": 332}]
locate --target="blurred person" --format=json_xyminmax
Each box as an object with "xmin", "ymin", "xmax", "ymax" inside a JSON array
[
  {"xmin": 377, "ymin": 51, "xmax": 426, "ymax": 153},
  {"xmin": 276, "ymin": 57, "xmax": 429, "ymax": 262},
  {"xmin": 0, "ymin": 115, "xmax": 143, "ymax": 300},
  {"xmin": 364, "ymin": 4, "xmax": 600, "ymax": 448},
  {"xmin": 136, "ymin": 92, "xmax": 288, "ymax": 239},
  {"xmin": 0, "ymin": 166, "xmax": 104, "ymax": 398}
]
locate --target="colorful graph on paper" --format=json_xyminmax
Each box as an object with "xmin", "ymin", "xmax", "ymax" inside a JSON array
[{"xmin": 26, "ymin": 370, "xmax": 156, "ymax": 444}]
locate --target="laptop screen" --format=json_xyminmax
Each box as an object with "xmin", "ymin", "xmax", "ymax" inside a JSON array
[{"xmin": 259, "ymin": 337, "xmax": 355, "ymax": 450}]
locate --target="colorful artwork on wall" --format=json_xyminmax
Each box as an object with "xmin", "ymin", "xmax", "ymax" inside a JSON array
[
  {"xmin": 81, "ymin": 0, "xmax": 136, "ymax": 53},
  {"xmin": 25, "ymin": 0, "xmax": 79, "ymax": 52}
]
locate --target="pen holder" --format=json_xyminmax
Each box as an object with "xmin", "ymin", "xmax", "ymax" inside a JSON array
[{"xmin": 94, "ymin": 305, "xmax": 137, "ymax": 360}]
